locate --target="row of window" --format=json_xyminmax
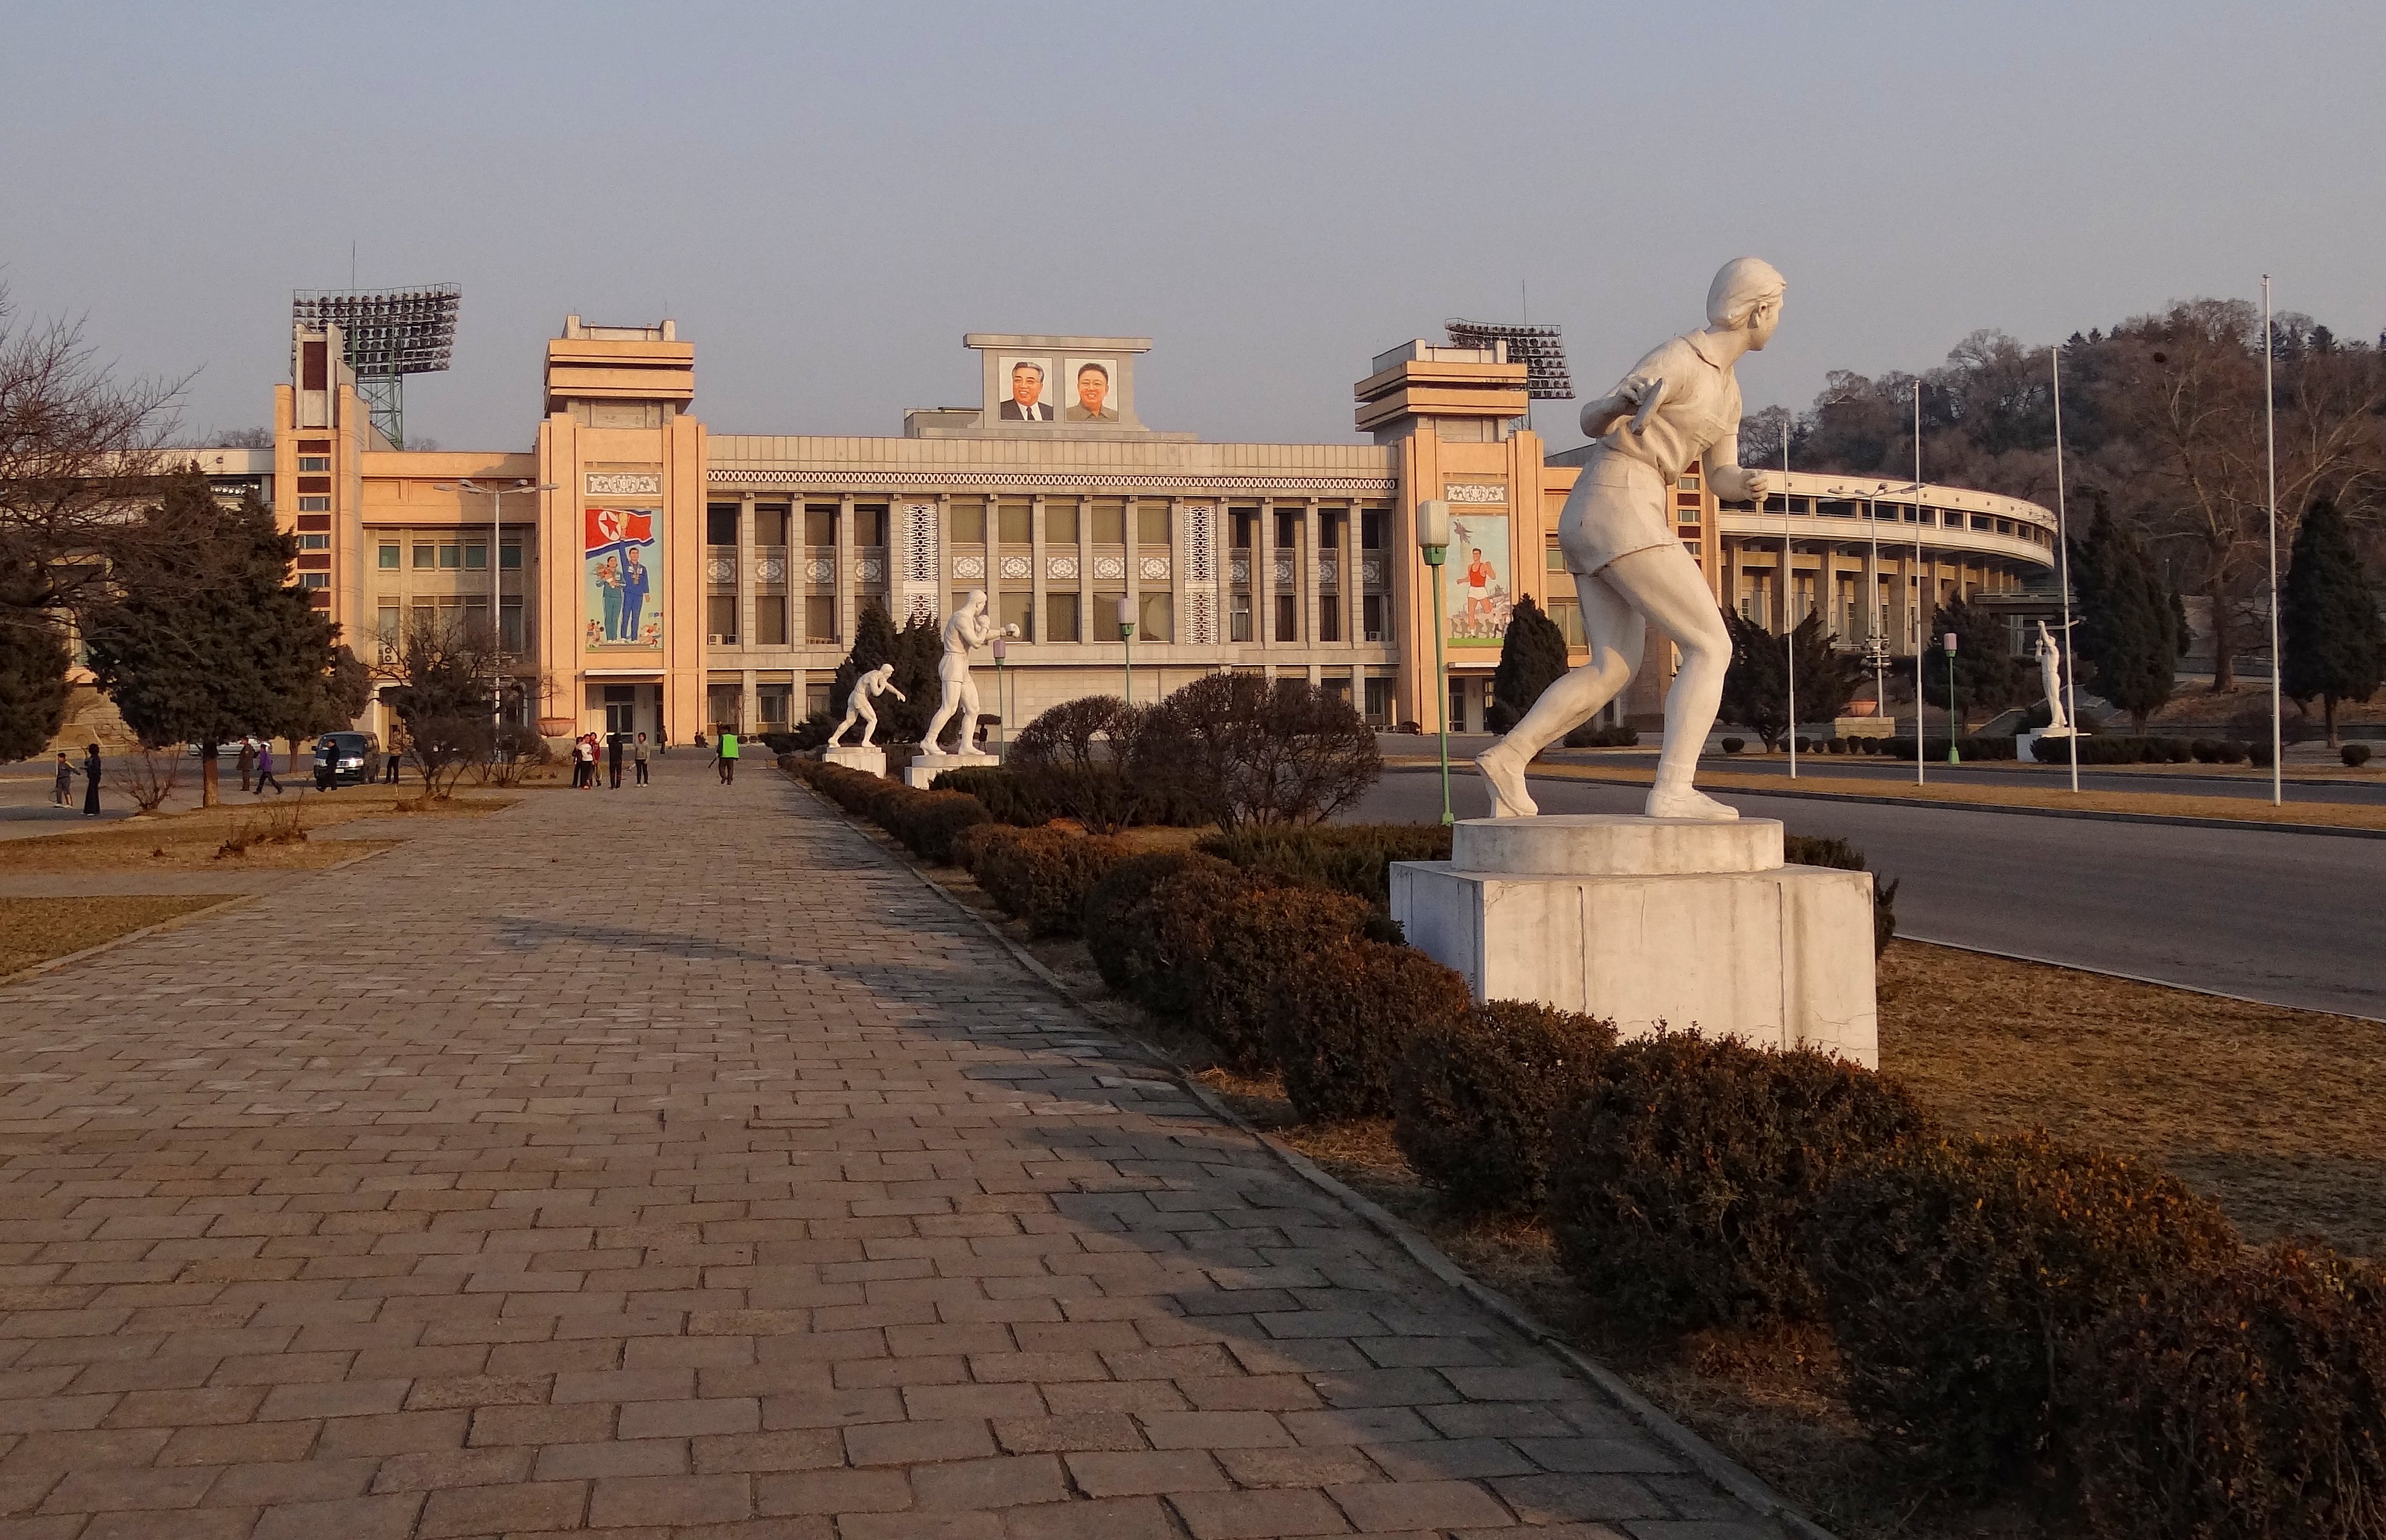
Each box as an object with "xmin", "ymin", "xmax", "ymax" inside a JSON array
[
  {"xmin": 697, "ymin": 586, "xmax": 1396, "ymax": 650},
  {"xmin": 700, "ymin": 501, "xmax": 1396, "ymax": 554},
  {"xmin": 375, "ymin": 597, "xmax": 528, "ymax": 653},
  {"xmin": 374, "ymin": 540, "xmax": 526, "ymax": 571}
]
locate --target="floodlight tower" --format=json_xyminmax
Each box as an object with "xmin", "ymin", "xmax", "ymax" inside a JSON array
[
  {"xmin": 291, "ymin": 285, "xmax": 460, "ymax": 448},
  {"xmin": 1444, "ymin": 319, "xmax": 1573, "ymax": 437}
]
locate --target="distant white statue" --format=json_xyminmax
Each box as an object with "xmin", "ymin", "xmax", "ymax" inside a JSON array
[
  {"xmin": 826, "ymin": 663, "xmax": 906, "ymax": 749},
  {"xmin": 1477, "ymin": 257, "xmax": 1786, "ymax": 822},
  {"xmin": 2034, "ymin": 619, "xmax": 2071, "ymax": 736},
  {"xmin": 920, "ymin": 589, "xmax": 1019, "ymax": 753}
]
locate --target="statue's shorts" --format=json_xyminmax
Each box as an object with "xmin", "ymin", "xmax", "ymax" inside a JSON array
[{"xmin": 1556, "ymin": 447, "xmax": 1673, "ymax": 578}]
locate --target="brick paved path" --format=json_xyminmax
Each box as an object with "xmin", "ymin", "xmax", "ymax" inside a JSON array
[{"xmin": 0, "ymin": 757, "xmax": 1774, "ymax": 1538}]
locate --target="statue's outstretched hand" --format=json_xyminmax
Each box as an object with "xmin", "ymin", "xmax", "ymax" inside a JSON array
[
  {"xmin": 1626, "ymin": 377, "xmax": 1669, "ymax": 434},
  {"xmin": 1002, "ymin": 624, "xmax": 1021, "ymax": 639},
  {"xmin": 1711, "ymin": 466, "xmax": 1774, "ymax": 502}
]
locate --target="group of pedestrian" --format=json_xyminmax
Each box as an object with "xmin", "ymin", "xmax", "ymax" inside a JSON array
[
  {"xmin": 52, "ymin": 746, "xmax": 101, "ymax": 817},
  {"xmin": 233, "ymin": 739, "xmax": 282, "ymax": 795},
  {"xmin": 573, "ymin": 731, "xmax": 652, "ymax": 789}
]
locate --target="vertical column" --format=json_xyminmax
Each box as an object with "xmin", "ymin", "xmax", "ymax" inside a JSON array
[
  {"xmin": 1255, "ymin": 497, "xmax": 1275, "ymax": 656},
  {"xmin": 737, "ymin": 492, "xmax": 756, "ymax": 656},
  {"xmin": 1122, "ymin": 496, "xmax": 1140, "ymax": 657},
  {"xmin": 1301, "ymin": 498, "xmax": 1322, "ymax": 684},
  {"xmin": 835, "ymin": 492, "xmax": 857, "ymax": 643},
  {"xmin": 1029, "ymin": 493, "xmax": 1047, "ymax": 652}
]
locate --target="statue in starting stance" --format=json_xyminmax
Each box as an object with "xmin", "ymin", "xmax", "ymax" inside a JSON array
[
  {"xmin": 1476, "ymin": 257, "xmax": 1786, "ymax": 822},
  {"xmin": 2033, "ymin": 619, "xmax": 2071, "ymax": 736},
  {"xmin": 825, "ymin": 663, "xmax": 905, "ymax": 749},
  {"xmin": 920, "ymin": 589, "xmax": 1019, "ymax": 754}
]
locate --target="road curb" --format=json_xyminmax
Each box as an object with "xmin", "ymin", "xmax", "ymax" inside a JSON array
[
  {"xmin": 1383, "ymin": 763, "xmax": 2386, "ymax": 840},
  {"xmin": 780, "ymin": 768, "xmax": 1836, "ymax": 1540}
]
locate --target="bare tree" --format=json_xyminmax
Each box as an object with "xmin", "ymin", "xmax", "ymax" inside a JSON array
[{"xmin": 380, "ymin": 611, "xmax": 497, "ymax": 798}]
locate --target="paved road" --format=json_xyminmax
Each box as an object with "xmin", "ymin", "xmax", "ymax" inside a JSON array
[
  {"xmin": 1352, "ymin": 767, "xmax": 2386, "ymax": 1021},
  {"xmin": 0, "ymin": 756, "xmax": 1771, "ymax": 1538},
  {"xmin": 1, "ymin": 753, "xmax": 350, "ymax": 842}
]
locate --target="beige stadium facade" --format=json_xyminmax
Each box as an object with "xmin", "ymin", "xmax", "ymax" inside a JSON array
[{"xmin": 168, "ymin": 317, "xmax": 2060, "ymax": 745}]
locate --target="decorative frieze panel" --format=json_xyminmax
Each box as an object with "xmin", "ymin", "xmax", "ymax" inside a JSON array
[
  {"xmin": 1187, "ymin": 590, "xmax": 1216, "ymax": 646},
  {"xmin": 897, "ymin": 503, "xmax": 940, "ymax": 624},
  {"xmin": 1361, "ymin": 557, "xmax": 1387, "ymax": 589},
  {"xmin": 804, "ymin": 559, "xmax": 836, "ymax": 585},
  {"xmin": 1444, "ymin": 482, "xmax": 1507, "ymax": 505},
  {"xmin": 1140, "ymin": 556, "xmax": 1170, "ymax": 582},
  {"xmin": 954, "ymin": 555, "xmax": 986, "ymax": 580},
  {"xmin": 1181, "ymin": 502, "xmax": 1219, "ymax": 646},
  {"xmin": 1047, "ymin": 555, "xmax": 1079, "ymax": 580},
  {"xmin": 999, "ymin": 555, "xmax": 1032, "ymax": 581},
  {"xmin": 755, "ymin": 554, "xmax": 787, "ymax": 585},
  {"xmin": 1318, "ymin": 556, "xmax": 1339, "ymax": 590},
  {"xmin": 1230, "ymin": 555, "xmax": 1251, "ymax": 586},
  {"xmin": 1093, "ymin": 555, "xmax": 1126, "ymax": 581},
  {"xmin": 1273, "ymin": 556, "xmax": 1295, "ymax": 586},
  {"xmin": 703, "ymin": 555, "xmax": 737, "ymax": 586},
  {"xmin": 588, "ymin": 471, "xmax": 662, "ymax": 497}
]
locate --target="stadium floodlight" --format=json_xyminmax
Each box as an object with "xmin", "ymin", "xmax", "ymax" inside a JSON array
[
  {"xmin": 1444, "ymin": 319, "xmax": 1572, "ymax": 400},
  {"xmin": 292, "ymin": 285, "xmax": 460, "ymax": 448}
]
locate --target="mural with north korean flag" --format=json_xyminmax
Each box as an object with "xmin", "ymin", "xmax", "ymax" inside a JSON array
[{"xmin": 584, "ymin": 505, "xmax": 663, "ymax": 649}]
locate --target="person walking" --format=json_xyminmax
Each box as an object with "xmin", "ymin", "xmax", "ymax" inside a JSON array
[
  {"xmin": 236, "ymin": 739, "xmax": 257, "ymax": 793},
  {"xmin": 716, "ymin": 726, "xmax": 739, "ymax": 786},
  {"xmin": 633, "ymin": 731, "xmax": 650, "ymax": 786},
  {"xmin": 52, "ymin": 751, "xmax": 74, "ymax": 807},
  {"xmin": 253, "ymin": 740, "xmax": 284, "ymax": 795},
  {"xmin": 607, "ymin": 731, "xmax": 624, "ymax": 790},
  {"xmin": 384, "ymin": 731, "xmax": 403, "ymax": 785},
  {"xmin": 80, "ymin": 744, "xmax": 101, "ymax": 817}
]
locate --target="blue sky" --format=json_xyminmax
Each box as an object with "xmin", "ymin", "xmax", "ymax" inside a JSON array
[{"xmin": 4, "ymin": 2, "xmax": 2378, "ymax": 450}]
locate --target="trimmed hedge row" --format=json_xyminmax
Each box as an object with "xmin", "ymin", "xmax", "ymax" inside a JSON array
[
  {"xmin": 1195, "ymin": 822, "xmax": 1453, "ymax": 908},
  {"xmin": 2032, "ymin": 734, "xmax": 2194, "ymax": 765},
  {"xmin": 796, "ymin": 779, "xmax": 2382, "ymax": 1534},
  {"xmin": 788, "ymin": 757, "xmax": 991, "ymax": 865}
]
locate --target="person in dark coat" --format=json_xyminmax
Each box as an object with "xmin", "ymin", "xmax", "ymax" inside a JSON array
[
  {"xmin": 607, "ymin": 732, "xmax": 624, "ymax": 789},
  {"xmin": 81, "ymin": 744, "xmax": 102, "ymax": 817}
]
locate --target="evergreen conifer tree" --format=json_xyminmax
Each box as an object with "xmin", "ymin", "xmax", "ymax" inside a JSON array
[
  {"xmin": 830, "ymin": 600, "xmax": 898, "ymax": 716},
  {"xmin": 2280, "ymin": 499, "xmax": 2385, "ymax": 745},
  {"xmin": 1921, "ymin": 598, "xmax": 2030, "ymax": 730},
  {"xmin": 82, "ymin": 473, "xmax": 339, "ymax": 804},
  {"xmin": 1721, "ymin": 610, "xmax": 1863, "ymax": 750},
  {"xmin": 1486, "ymin": 595, "xmax": 1571, "ymax": 731},
  {"xmin": 2070, "ymin": 498, "xmax": 2180, "ymax": 732},
  {"xmin": 0, "ymin": 609, "xmax": 71, "ymax": 763},
  {"xmin": 886, "ymin": 609, "xmax": 944, "ymax": 744}
]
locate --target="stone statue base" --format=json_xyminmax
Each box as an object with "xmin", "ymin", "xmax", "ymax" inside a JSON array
[
  {"xmin": 1391, "ymin": 815, "xmax": 1876, "ymax": 1067},
  {"xmin": 822, "ymin": 745, "xmax": 887, "ymax": 778},
  {"xmin": 904, "ymin": 749, "xmax": 998, "ymax": 789}
]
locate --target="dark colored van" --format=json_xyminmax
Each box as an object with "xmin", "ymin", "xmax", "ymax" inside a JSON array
[{"xmin": 313, "ymin": 731, "xmax": 383, "ymax": 788}]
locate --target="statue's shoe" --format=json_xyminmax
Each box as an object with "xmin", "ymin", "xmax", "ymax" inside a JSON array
[
  {"xmin": 1644, "ymin": 786, "xmax": 1739, "ymax": 822},
  {"xmin": 1475, "ymin": 745, "xmax": 1537, "ymax": 819}
]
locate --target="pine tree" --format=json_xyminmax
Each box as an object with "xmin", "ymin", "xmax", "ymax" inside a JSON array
[
  {"xmin": 830, "ymin": 600, "xmax": 898, "ymax": 712},
  {"xmin": 1921, "ymin": 598, "xmax": 2030, "ymax": 731},
  {"xmin": 886, "ymin": 610, "xmax": 944, "ymax": 744},
  {"xmin": 0, "ymin": 608, "xmax": 71, "ymax": 762},
  {"xmin": 1487, "ymin": 595, "xmax": 1571, "ymax": 731},
  {"xmin": 2070, "ymin": 498, "xmax": 2179, "ymax": 732},
  {"xmin": 2280, "ymin": 499, "xmax": 2385, "ymax": 745},
  {"xmin": 1722, "ymin": 610, "xmax": 1863, "ymax": 750},
  {"xmin": 82, "ymin": 473, "xmax": 339, "ymax": 804}
]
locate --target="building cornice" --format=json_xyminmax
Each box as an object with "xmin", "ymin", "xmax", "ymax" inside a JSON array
[{"xmin": 708, "ymin": 467, "xmax": 1396, "ymax": 496}]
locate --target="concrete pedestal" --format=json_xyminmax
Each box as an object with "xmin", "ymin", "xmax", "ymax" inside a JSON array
[
  {"xmin": 904, "ymin": 750, "xmax": 998, "ymax": 789},
  {"xmin": 822, "ymin": 745, "xmax": 887, "ymax": 778},
  {"xmin": 2017, "ymin": 727, "xmax": 2072, "ymax": 764},
  {"xmin": 1391, "ymin": 814, "xmax": 1877, "ymax": 1067}
]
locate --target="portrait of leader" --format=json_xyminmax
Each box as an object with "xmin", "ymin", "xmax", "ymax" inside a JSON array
[
  {"xmin": 997, "ymin": 358, "xmax": 1055, "ymax": 422},
  {"xmin": 1064, "ymin": 360, "xmax": 1119, "ymax": 423}
]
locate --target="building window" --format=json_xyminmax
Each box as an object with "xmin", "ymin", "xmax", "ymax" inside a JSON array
[
  {"xmin": 299, "ymin": 571, "xmax": 329, "ymax": 589},
  {"xmin": 1548, "ymin": 595, "xmax": 1586, "ymax": 648},
  {"xmin": 1683, "ymin": 540, "xmax": 1702, "ymax": 558},
  {"xmin": 1275, "ymin": 510, "xmax": 1299, "ymax": 549},
  {"xmin": 1137, "ymin": 502, "xmax": 1170, "ymax": 546},
  {"xmin": 1091, "ymin": 500, "xmax": 1126, "ymax": 545},
  {"xmin": 1045, "ymin": 500, "xmax": 1079, "ymax": 545},
  {"xmin": 376, "ymin": 603, "xmax": 399, "ymax": 643},
  {"xmin": 1322, "ymin": 675, "xmax": 1352, "ymax": 707},
  {"xmin": 1230, "ymin": 592, "xmax": 1253, "ymax": 642},
  {"xmin": 438, "ymin": 544, "xmax": 461, "ymax": 569},
  {"xmin": 1318, "ymin": 595, "xmax": 1340, "ymax": 643},
  {"xmin": 297, "ymin": 533, "xmax": 329, "ymax": 551},
  {"xmin": 805, "ymin": 682, "xmax": 833, "ymax": 719},
  {"xmin": 1045, "ymin": 592, "xmax": 1080, "ymax": 643},
  {"xmin": 998, "ymin": 501, "xmax": 1032, "ymax": 545},
  {"xmin": 1362, "ymin": 593, "xmax": 1389, "ymax": 643},
  {"xmin": 1139, "ymin": 590, "xmax": 1171, "ymax": 644},
  {"xmin": 377, "ymin": 542, "xmax": 399, "ymax": 569},
  {"xmin": 500, "ymin": 599, "xmax": 525, "ymax": 654},
  {"xmin": 757, "ymin": 683, "xmax": 791, "ymax": 728},
  {"xmin": 998, "ymin": 590, "xmax": 1034, "ymax": 641},
  {"xmin": 707, "ymin": 594, "xmax": 738, "ymax": 644},
  {"xmin": 297, "ymin": 455, "xmax": 331, "ymax": 472},
  {"xmin": 1546, "ymin": 541, "xmax": 1565, "ymax": 572},
  {"xmin": 949, "ymin": 498, "xmax": 986, "ymax": 545},
  {"xmin": 1231, "ymin": 509, "xmax": 1255, "ymax": 550},
  {"xmin": 297, "ymin": 495, "xmax": 331, "ymax": 512},
  {"xmin": 804, "ymin": 595, "xmax": 837, "ymax": 642},
  {"xmin": 462, "ymin": 544, "xmax": 486, "ymax": 570},
  {"xmin": 500, "ymin": 542, "xmax": 522, "ymax": 570},
  {"xmin": 1363, "ymin": 677, "xmax": 1393, "ymax": 725},
  {"xmin": 854, "ymin": 505, "xmax": 888, "ymax": 546},
  {"xmin": 413, "ymin": 544, "xmax": 435, "ymax": 569},
  {"xmin": 1093, "ymin": 593, "xmax": 1123, "ymax": 641},
  {"xmin": 1361, "ymin": 511, "xmax": 1385, "ymax": 550},
  {"xmin": 706, "ymin": 504, "xmax": 739, "ymax": 545},
  {"xmin": 754, "ymin": 595, "xmax": 788, "ymax": 647},
  {"xmin": 1274, "ymin": 593, "xmax": 1298, "ymax": 642}
]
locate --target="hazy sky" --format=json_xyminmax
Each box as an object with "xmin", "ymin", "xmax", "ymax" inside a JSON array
[{"xmin": 4, "ymin": 3, "xmax": 2379, "ymax": 453}]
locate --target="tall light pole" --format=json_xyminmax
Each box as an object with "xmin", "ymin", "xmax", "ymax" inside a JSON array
[
  {"xmin": 990, "ymin": 637, "xmax": 1008, "ymax": 754},
  {"xmin": 1912, "ymin": 383, "xmax": 1927, "ymax": 786},
  {"xmin": 439, "ymin": 478, "xmax": 554, "ymax": 731},
  {"xmin": 2051, "ymin": 345, "xmax": 2081, "ymax": 793},
  {"xmin": 1116, "ymin": 595, "xmax": 1137, "ymax": 703},
  {"xmin": 1782, "ymin": 422, "xmax": 1797, "ymax": 779},
  {"xmin": 1944, "ymin": 630, "xmax": 1961, "ymax": 764},
  {"xmin": 2263, "ymin": 275, "xmax": 2282, "ymax": 806},
  {"xmin": 1418, "ymin": 499, "xmax": 1454, "ymax": 825}
]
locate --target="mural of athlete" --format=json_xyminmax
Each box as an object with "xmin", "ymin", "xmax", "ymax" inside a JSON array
[{"xmin": 620, "ymin": 546, "xmax": 652, "ymax": 641}]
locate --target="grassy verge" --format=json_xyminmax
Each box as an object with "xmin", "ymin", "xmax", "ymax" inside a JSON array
[
  {"xmin": 8, "ymin": 786, "xmax": 516, "ymax": 872},
  {"xmin": 0, "ymin": 894, "xmax": 241, "ymax": 976},
  {"xmin": 1456, "ymin": 759, "xmax": 2386, "ymax": 830}
]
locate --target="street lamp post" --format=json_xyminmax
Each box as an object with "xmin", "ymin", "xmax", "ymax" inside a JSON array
[
  {"xmin": 990, "ymin": 637, "xmax": 1008, "ymax": 754},
  {"xmin": 1417, "ymin": 500, "xmax": 1453, "ymax": 826},
  {"xmin": 1944, "ymin": 630, "xmax": 1961, "ymax": 764},
  {"xmin": 438, "ymin": 478, "xmax": 555, "ymax": 733},
  {"xmin": 1116, "ymin": 595, "xmax": 1136, "ymax": 703}
]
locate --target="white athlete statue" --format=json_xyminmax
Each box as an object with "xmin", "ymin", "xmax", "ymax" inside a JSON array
[
  {"xmin": 825, "ymin": 662, "xmax": 905, "ymax": 749},
  {"xmin": 2033, "ymin": 619, "xmax": 2071, "ymax": 736},
  {"xmin": 1476, "ymin": 257, "xmax": 1786, "ymax": 822},
  {"xmin": 920, "ymin": 590, "xmax": 1019, "ymax": 753}
]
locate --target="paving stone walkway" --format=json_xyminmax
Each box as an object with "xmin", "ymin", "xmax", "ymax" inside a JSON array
[{"xmin": 0, "ymin": 756, "xmax": 1777, "ymax": 1539}]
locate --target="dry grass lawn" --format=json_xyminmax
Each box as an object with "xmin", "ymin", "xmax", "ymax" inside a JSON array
[
  {"xmin": 7, "ymin": 788, "xmax": 515, "ymax": 872},
  {"xmin": 0, "ymin": 894, "xmax": 241, "ymax": 977}
]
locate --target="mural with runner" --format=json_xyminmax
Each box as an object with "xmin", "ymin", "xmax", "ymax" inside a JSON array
[
  {"xmin": 1444, "ymin": 511, "xmax": 1512, "ymax": 647},
  {"xmin": 585, "ymin": 506, "xmax": 663, "ymax": 650}
]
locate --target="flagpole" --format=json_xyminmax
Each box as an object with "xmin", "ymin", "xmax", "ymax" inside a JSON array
[
  {"xmin": 2050, "ymin": 346, "xmax": 2080, "ymax": 794},
  {"xmin": 2264, "ymin": 275, "xmax": 2282, "ymax": 806}
]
